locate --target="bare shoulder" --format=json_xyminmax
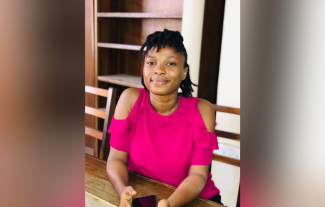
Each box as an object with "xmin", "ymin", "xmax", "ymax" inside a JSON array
[
  {"xmin": 114, "ymin": 88, "xmax": 140, "ymax": 119},
  {"xmin": 198, "ymin": 99, "xmax": 215, "ymax": 133}
]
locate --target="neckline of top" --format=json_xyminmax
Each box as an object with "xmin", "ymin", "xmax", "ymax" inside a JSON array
[
  {"xmin": 138, "ymin": 89, "xmax": 188, "ymax": 117},
  {"xmin": 149, "ymin": 94, "xmax": 183, "ymax": 117}
]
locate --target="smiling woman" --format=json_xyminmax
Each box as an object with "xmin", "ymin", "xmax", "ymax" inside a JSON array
[
  {"xmin": 142, "ymin": 45, "xmax": 188, "ymax": 97},
  {"xmin": 106, "ymin": 29, "xmax": 223, "ymax": 207},
  {"xmin": 140, "ymin": 29, "xmax": 197, "ymax": 99}
]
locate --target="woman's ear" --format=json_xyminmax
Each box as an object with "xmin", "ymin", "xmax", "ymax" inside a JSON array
[{"xmin": 182, "ymin": 67, "xmax": 189, "ymax": 80}]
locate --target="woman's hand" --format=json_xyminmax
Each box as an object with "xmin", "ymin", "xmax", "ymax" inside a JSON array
[
  {"xmin": 158, "ymin": 199, "xmax": 171, "ymax": 207},
  {"xmin": 119, "ymin": 186, "xmax": 137, "ymax": 207}
]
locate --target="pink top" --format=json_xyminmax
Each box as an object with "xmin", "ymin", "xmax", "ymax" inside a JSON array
[{"xmin": 108, "ymin": 88, "xmax": 220, "ymax": 199}]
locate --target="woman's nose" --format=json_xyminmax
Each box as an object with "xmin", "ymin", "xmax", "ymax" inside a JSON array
[{"xmin": 154, "ymin": 65, "xmax": 166, "ymax": 75}]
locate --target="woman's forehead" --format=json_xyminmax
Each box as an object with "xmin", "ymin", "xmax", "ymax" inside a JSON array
[{"xmin": 146, "ymin": 45, "xmax": 184, "ymax": 59}]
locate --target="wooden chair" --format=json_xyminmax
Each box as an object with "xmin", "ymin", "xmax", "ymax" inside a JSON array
[
  {"xmin": 212, "ymin": 105, "xmax": 240, "ymax": 167},
  {"xmin": 85, "ymin": 85, "xmax": 117, "ymax": 160},
  {"xmin": 212, "ymin": 105, "xmax": 240, "ymax": 207}
]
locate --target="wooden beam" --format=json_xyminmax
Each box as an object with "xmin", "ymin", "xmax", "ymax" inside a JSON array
[
  {"xmin": 197, "ymin": 0, "xmax": 226, "ymax": 103},
  {"xmin": 85, "ymin": 0, "xmax": 97, "ymax": 158}
]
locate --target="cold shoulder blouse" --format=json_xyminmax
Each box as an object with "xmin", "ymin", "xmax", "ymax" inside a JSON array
[{"xmin": 108, "ymin": 88, "xmax": 220, "ymax": 199}]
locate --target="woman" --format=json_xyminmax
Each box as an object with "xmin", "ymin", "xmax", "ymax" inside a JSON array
[{"xmin": 106, "ymin": 29, "xmax": 223, "ymax": 207}]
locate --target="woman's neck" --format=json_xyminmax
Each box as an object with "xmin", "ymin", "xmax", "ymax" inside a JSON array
[{"xmin": 149, "ymin": 92, "xmax": 180, "ymax": 115}]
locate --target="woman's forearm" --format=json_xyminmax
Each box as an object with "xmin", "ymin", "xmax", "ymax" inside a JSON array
[
  {"xmin": 106, "ymin": 158, "xmax": 129, "ymax": 197},
  {"xmin": 167, "ymin": 173, "xmax": 207, "ymax": 207}
]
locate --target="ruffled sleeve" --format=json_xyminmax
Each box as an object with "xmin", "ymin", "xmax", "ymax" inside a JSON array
[
  {"xmin": 191, "ymin": 130, "xmax": 219, "ymax": 165},
  {"xmin": 185, "ymin": 98, "xmax": 219, "ymax": 165},
  {"xmin": 107, "ymin": 89, "xmax": 144, "ymax": 152},
  {"xmin": 107, "ymin": 114, "xmax": 136, "ymax": 152}
]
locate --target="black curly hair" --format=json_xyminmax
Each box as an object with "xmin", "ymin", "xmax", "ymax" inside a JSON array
[{"xmin": 139, "ymin": 29, "xmax": 197, "ymax": 98}]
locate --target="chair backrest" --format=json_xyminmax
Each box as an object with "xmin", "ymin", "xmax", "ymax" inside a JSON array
[
  {"xmin": 212, "ymin": 105, "xmax": 240, "ymax": 167},
  {"xmin": 85, "ymin": 85, "xmax": 117, "ymax": 160}
]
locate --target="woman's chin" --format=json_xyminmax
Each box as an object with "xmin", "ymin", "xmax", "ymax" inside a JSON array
[
  {"xmin": 148, "ymin": 87, "xmax": 168, "ymax": 95},
  {"xmin": 147, "ymin": 86, "xmax": 179, "ymax": 96}
]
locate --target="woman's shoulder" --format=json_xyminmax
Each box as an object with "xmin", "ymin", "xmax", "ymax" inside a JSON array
[
  {"xmin": 114, "ymin": 88, "xmax": 142, "ymax": 119},
  {"xmin": 181, "ymin": 96, "xmax": 215, "ymax": 132},
  {"xmin": 122, "ymin": 87, "xmax": 141, "ymax": 103},
  {"xmin": 197, "ymin": 99, "xmax": 215, "ymax": 132}
]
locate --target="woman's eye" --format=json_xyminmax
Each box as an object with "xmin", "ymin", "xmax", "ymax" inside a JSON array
[
  {"xmin": 167, "ymin": 62, "xmax": 176, "ymax": 66},
  {"xmin": 147, "ymin": 61, "xmax": 155, "ymax": 65}
]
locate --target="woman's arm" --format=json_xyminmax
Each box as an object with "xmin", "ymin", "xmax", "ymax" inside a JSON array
[
  {"xmin": 106, "ymin": 148, "xmax": 137, "ymax": 207},
  {"xmin": 106, "ymin": 148, "xmax": 131, "ymax": 198},
  {"xmin": 158, "ymin": 99, "xmax": 216, "ymax": 207},
  {"xmin": 106, "ymin": 88, "xmax": 140, "ymax": 207},
  {"xmin": 158, "ymin": 165, "xmax": 209, "ymax": 207}
]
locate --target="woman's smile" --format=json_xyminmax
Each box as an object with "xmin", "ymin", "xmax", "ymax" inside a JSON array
[{"xmin": 150, "ymin": 78, "xmax": 170, "ymax": 85}]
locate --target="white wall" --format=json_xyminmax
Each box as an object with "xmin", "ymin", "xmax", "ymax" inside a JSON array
[
  {"xmin": 211, "ymin": 0, "xmax": 240, "ymax": 207},
  {"xmin": 181, "ymin": 0, "xmax": 205, "ymax": 97}
]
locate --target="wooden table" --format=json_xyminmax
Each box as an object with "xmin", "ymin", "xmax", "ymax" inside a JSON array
[{"xmin": 85, "ymin": 154, "xmax": 223, "ymax": 207}]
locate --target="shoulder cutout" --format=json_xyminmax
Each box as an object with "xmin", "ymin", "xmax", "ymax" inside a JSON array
[
  {"xmin": 198, "ymin": 99, "xmax": 216, "ymax": 133},
  {"xmin": 114, "ymin": 88, "xmax": 140, "ymax": 119}
]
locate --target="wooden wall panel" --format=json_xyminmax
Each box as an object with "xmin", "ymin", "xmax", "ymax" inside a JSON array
[
  {"xmin": 198, "ymin": 0, "xmax": 226, "ymax": 103},
  {"xmin": 85, "ymin": 0, "xmax": 97, "ymax": 156}
]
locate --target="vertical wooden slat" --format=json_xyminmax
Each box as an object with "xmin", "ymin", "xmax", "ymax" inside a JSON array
[
  {"xmin": 85, "ymin": 0, "xmax": 97, "ymax": 157},
  {"xmin": 197, "ymin": 0, "xmax": 226, "ymax": 103},
  {"xmin": 99, "ymin": 87, "xmax": 117, "ymax": 160},
  {"xmin": 94, "ymin": 0, "xmax": 98, "ymax": 86}
]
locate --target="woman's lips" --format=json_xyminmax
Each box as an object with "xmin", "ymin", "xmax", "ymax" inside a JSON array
[{"xmin": 151, "ymin": 78, "xmax": 170, "ymax": 85}]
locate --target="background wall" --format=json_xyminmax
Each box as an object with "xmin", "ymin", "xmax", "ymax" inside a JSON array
[
  {"xmin": 211, "ymin": 0, "xmax": 240, "ymax": 207},
  {"xmin": 182, "ymin": 0, "xmax": 205, "ymax": 97}
]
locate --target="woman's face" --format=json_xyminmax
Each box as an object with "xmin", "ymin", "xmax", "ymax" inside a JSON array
[{"xmin": 143, "ymin": 45, "xmax": 188, "ymax": 96}]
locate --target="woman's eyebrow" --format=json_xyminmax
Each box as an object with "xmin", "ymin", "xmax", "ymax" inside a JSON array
[{"xmin": 147, "ymin": 55, "xmax": 178, "ymax": 59}]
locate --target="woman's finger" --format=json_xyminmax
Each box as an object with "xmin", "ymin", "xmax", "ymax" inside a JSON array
[
  {"xmin": 158, "ymin": 199, "xmax": 170, "ymax": 207},
  {"xmin": 120, "ymin": 199, "xmax": 131, "ymax": 207},
  {"xmin": 126, "ymin": 186, "xmax": 137, "ymax": 197},
  {"xmin": 124, "ymin": 194, "xmax": 132, "ymax": 201},
  {"xmin": 119, "ymin": 186, "xmax": 137, "ymax": 207}
]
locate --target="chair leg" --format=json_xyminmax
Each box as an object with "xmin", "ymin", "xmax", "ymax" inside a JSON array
[{"xmin": 236, "ymin": 185, "xmax": 240, "ymax": 207}]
